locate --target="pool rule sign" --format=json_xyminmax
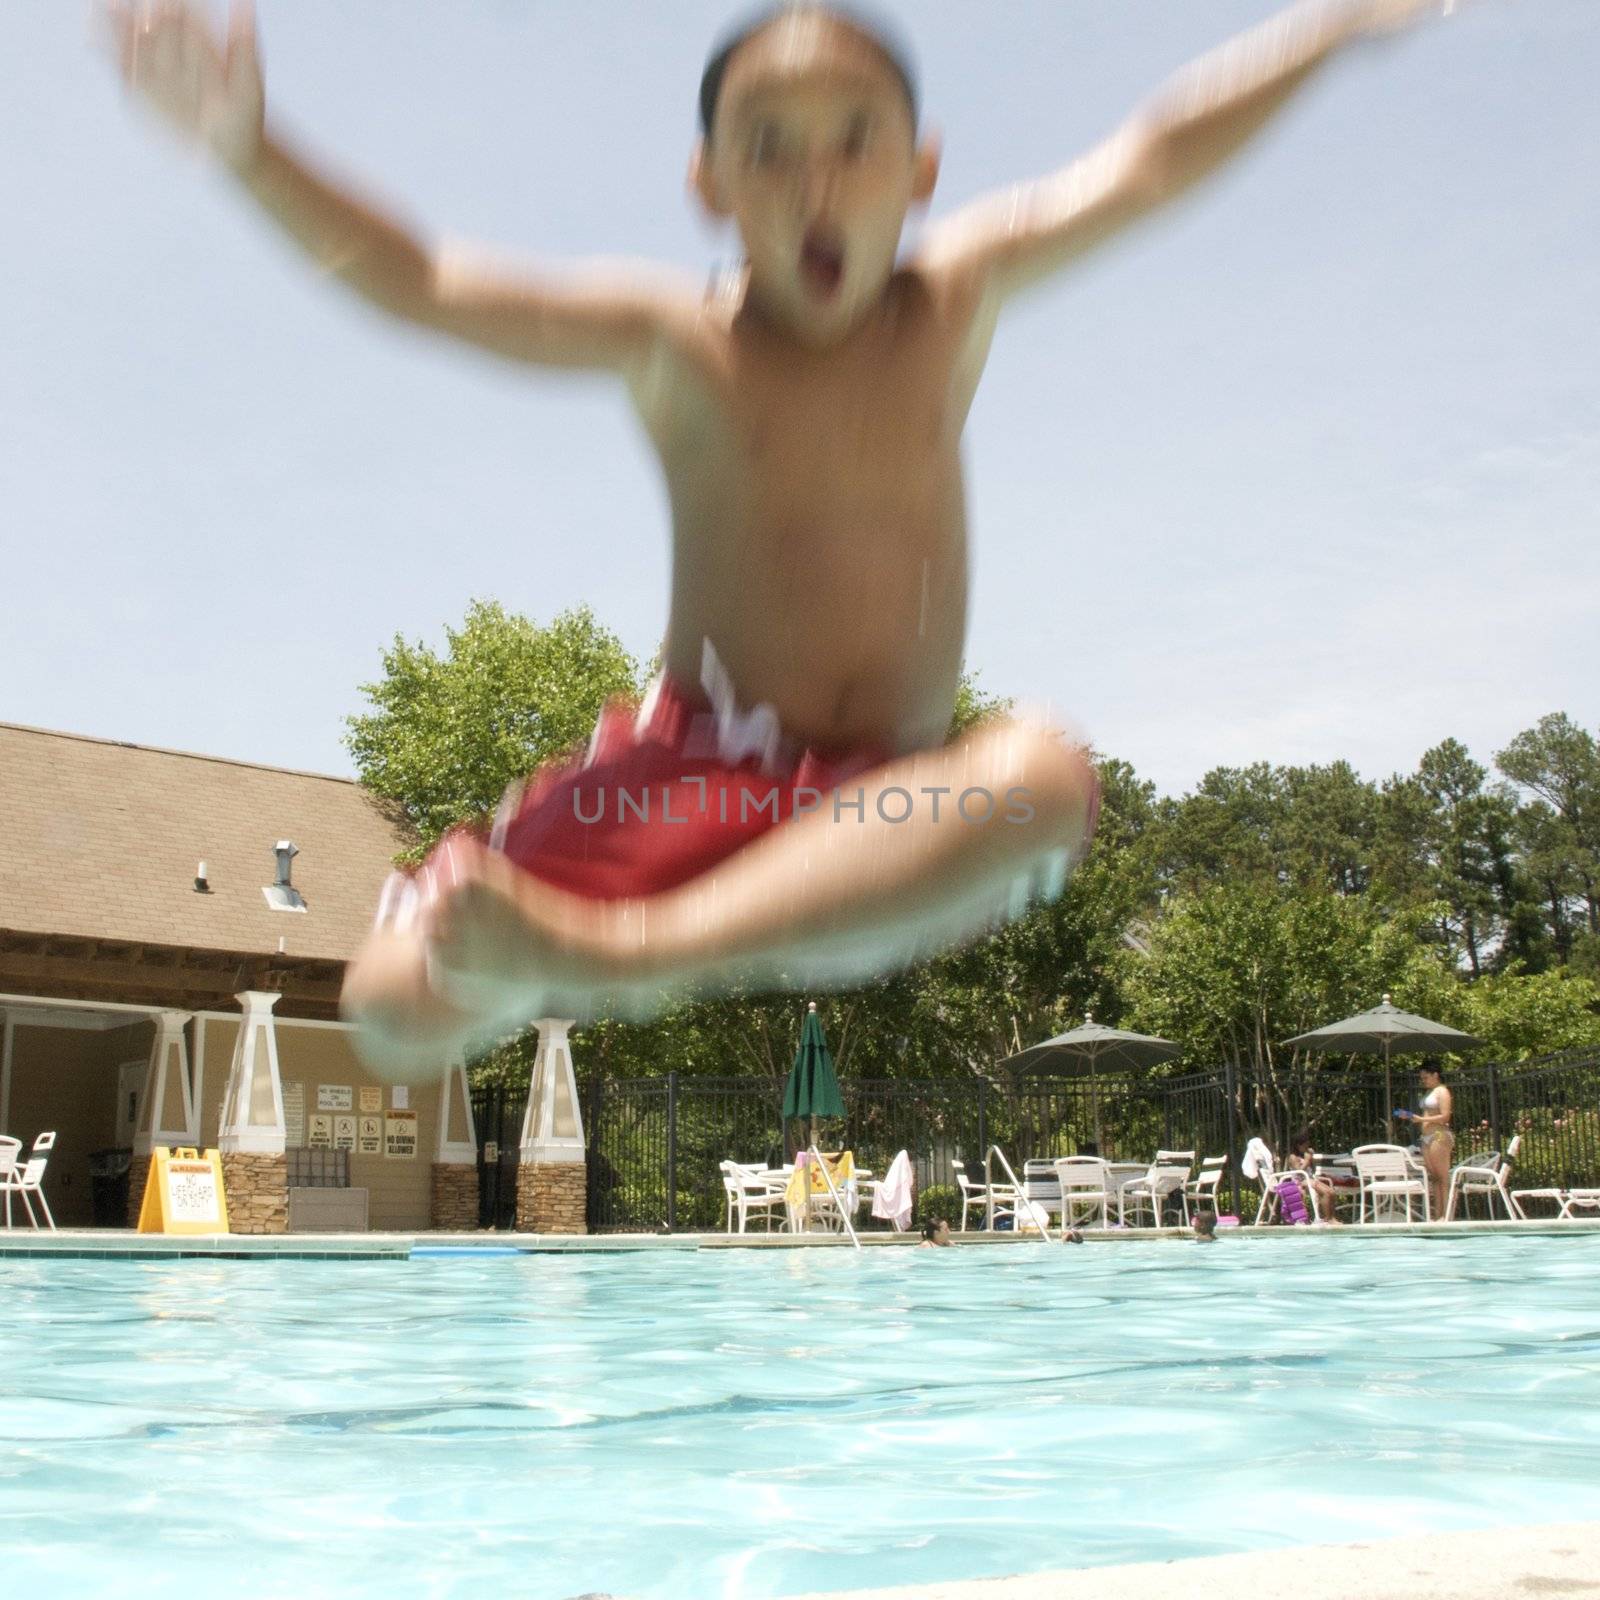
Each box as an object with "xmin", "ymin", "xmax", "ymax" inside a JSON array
[
  {"xmin": 137, "ymin": 1146, "xmax": 231, "ymax": 1234},
  {"xmin": 384, "ymin": 1110, "xmax": 418, "ymax": 1159}
]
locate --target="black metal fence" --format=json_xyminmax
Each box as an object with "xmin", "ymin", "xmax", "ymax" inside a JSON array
[
  {"xmin": 578, "ymin": 1068, "xmax": 1238, "ymax": 1233},
  {"xmin": 470, "ymin": 1082, "xmax": 525, "ymax": 1230},
  {"xmin": 1239, "ymin": 1048, "xmax": 1600, "ymax": 1193},
  {"xmin": 561, "ymin": 1048, "xmax": 1600, "ymax": 1234}
]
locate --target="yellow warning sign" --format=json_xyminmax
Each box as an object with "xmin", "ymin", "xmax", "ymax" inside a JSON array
[{"xmin": 137, "ymin": 1146, "xmax": 230, "ymax": 1235}]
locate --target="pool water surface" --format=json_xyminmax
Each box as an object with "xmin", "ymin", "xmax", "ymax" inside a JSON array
[{"xmin": 3, "ymin": 1232, "xmax": 1599, "ymax": 1598}]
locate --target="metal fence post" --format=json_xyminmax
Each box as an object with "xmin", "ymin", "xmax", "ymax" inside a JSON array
[
  {"xmin": 1224, "ymin": 1059, "xmax": 1240, "ymax": 1218},
  {"xmin": 665, "ymin": 1070, "xmax": 678, "ymax": 1233},
  {"xmin": 1487, "ymin": 1062, "xmax": 1501, "ymax": 1153},
  {"xmin": 588, "ymin": 1073, "xmax": 605, "ymax": 1229},
  {"xmin": 977, "ymin": 1078, "xmax": 988, "ymax": 1169}
]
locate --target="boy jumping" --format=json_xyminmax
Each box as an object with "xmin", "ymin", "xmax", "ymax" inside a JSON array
[{"xmin": 112, "ymin": 0, "xmax": 1449, "ymax": 1075}]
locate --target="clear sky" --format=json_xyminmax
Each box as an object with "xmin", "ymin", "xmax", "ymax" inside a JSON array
[{"xmin": 4, "ymin": 0, "xmax": 1596, "ymax": 797}]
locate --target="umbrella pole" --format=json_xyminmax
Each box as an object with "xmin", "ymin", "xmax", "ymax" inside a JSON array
[
  {"xmin": 1384, "ymin": 1041, "xmax": 1393, "ymax": 1145},
  {"xmin": 807, "ymin": 1115, "xmax": 816, "ymax": 1233}
]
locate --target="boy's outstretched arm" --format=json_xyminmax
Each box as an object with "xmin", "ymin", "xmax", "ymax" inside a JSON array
[
  {"xmin": 917, "ymin": 0, "xmax": 1450, "ymax": 305},
  {"xmin": 107, "ymin": 1, "xmax": 692, "ymax": 376}
]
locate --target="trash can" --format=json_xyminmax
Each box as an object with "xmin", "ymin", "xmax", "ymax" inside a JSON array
[{"xmin": 89, "ymin": 1148, "xmax": 133, "ymax": 1227}]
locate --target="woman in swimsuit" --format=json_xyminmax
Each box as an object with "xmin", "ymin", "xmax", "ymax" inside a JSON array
[
  {"xmin": 1407, "ymin": 1061, "xmax": 1454, "ymax": 1219},
  {"xmin": 1287, "ymin": 1131, "xmax": 1342, "ymax": 1225}
]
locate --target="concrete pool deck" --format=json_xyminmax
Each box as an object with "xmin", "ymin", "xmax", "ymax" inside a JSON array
[
  {"xmin": 788, "ymin": 1521, "xmax": 1600, "ymax": 1600},
  {"xmin": 1, "ymin": 1216, "xmax": 1597, "ymax": 1257}
]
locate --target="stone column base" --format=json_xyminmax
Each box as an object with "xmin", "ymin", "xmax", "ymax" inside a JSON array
[
  {"xmin": 516, "ymin": 1160, "xmax": 587, "ymax": 1234},
  {"xmin": 221, "ymin": 1151, "xmax": 289, "ymax": 1235},
  {"xmin": 126, "ymin": 1152, "xmax": 153, "ymax": 1229},
  {"xmin": 431, "ymin": 1162, "xmax": 480, "ymax": 1231}
]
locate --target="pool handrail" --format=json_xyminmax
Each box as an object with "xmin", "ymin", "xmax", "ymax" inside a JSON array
[
  {"xmin": 806, "ymin": 1146, "xmax": 862, "ymax": 1250},
  {"xmin": 984, "ymin": 1145, "xmax": 1030, "ymax": 1232}
]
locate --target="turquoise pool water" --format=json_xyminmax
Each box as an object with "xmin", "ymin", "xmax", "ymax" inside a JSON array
[{"xmin": 4, "ymin": 1233, "xmax": 1600, "ymax": 1598}]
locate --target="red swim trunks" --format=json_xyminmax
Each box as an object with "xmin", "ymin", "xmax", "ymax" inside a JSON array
[
  {"xmin": 482, "ymin": 660, "xmax": 888, "ymax": 900},
  {"xmin": 370, "ymin": 641, "xmax": 1095, "ymax": 938}
]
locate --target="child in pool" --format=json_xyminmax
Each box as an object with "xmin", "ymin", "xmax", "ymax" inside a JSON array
[{"xmin": 111, "ymin": 0, "xmax": 1450, "ymax": 1075}]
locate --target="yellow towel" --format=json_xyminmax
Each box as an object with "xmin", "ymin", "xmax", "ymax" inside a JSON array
[{"xmin": 785, "ymin": 1150, "xmax": 855, "ymax": 1209}]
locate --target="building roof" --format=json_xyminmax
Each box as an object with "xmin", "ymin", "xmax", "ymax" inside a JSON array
[{"xmin": 0, "ymin": 722, "xmax": 412, "ymax": 966}]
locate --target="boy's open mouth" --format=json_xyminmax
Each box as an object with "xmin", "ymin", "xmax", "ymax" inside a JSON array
[{"xmin": 799, "ymin": 226, "xmax": 846, "ymax": 298}]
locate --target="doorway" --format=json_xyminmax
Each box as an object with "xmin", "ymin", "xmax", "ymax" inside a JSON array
[{"xmin": 115, "ymin": 1060, "xmax": 143, "ymax": 1148}]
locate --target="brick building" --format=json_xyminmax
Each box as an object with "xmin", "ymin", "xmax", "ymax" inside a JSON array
[{"xmin": 0, "ymin": 721, "xmax": 478, "ymax": 1231}]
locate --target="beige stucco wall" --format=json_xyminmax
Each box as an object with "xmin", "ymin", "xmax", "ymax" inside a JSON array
[{"xmin": 197, "ymin": 1016, "xmax": 444, "ymax": 1230}]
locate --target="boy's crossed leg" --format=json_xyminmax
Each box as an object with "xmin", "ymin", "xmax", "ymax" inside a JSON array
[{"xmin": 343, "ymin": 720, "xmax": 1096, "ymax": 1076}]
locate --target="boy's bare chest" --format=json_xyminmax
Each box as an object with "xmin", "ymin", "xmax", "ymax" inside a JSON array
[{"xmin": 653, "ymin": 280, "xmax": 980, "ymax": 506}]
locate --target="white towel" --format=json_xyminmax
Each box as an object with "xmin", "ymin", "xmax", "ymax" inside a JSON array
[
  {"xmin": 873, "ymin": 1150, "xmax": 915, "ymax": 1232},
  {"xmin": 1241, "ymin": 1137, "xmax": 1273, "ymax": 1181}
]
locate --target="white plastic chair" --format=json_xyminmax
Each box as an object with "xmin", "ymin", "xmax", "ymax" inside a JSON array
[
  {"xmin": 2, "ymin": 1132, "xmax": 57, "ymax": 1230},
  {"xmin": 0, "ymin": 1137, "xmax": 22, "ymax": 1229},
  {"xmin": 1246, "ymin": 1143, "xmax": 1314, "ymax": 1226},
  {"xmin": 1119, "ymin": 1150, "xmax": 1194, "ymax": 1228},
  {"xmin": 1052, "ymin": 1156, "xmax": 1111, "ymax": 1230},
  {"xmin": 719, "ymin": 1160, "xmax": 788, "ymax": 1234},
  {"xmin": 1019, "ymin": 1159, "xmax": 1065, "ymax": 1232},
  {"xmin": 1185, "ymin": 1156, "xmax": 1227, "ymax": 1218},
  {"xmin": 1445, "ymin": 1135, "xmax": 1521, "ymax": 1221},
  {"xmin": 1352, "ymin": 1143, "xmax": 1430, "ymax": 1223},
  {"xmin": 953, "ymin": 1159, "xmax": 1016, "ymax": 1231}
]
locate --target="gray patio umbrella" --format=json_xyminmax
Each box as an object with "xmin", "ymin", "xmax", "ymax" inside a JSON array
[
  {"xmin": 1000, "ymin": 1014, "xmax": 1181, "ymax": 1152},
  {"xmin": 1282, "ymin": 993, "xmax": 1483, "ymax": 1143}
]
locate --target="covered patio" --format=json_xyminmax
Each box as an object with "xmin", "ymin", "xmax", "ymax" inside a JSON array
[{"xmin": 0, "ymin": 720, "xmax": 479, "ymax": 1232}]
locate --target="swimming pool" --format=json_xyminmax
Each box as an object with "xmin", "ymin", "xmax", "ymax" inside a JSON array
[{"xmin": 5, "ymin": 1233, "xmax": 1599, "ymax": 1598}]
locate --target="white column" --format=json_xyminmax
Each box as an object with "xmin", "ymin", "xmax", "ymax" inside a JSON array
[
  {"xmin": 192, "ymin": 1017, "xmax": 208, "ymax": 1142},
  {"xmin": 133, "ymin": 1010, "xmax": 196, "ymax": 1154},
  {"xmin": 518, "ymin": 1019, "xmax": 584, "ymax": 1163},
  {"xmin": 217, "ymin": 991, "xmax": 287, "ymax": 1156},
  {"xmin": 435, "ymin": 1052, "xmax": 478, "ymax": 1165}
]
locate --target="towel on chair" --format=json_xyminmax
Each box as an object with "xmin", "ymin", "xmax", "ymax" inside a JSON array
[
  {"xmin": 872, "ymin": 1150, "xmax": 915, "ymax": 1232},
  {"xmin": 785, "ymin": 1150, "xmax": 856, "ymax": 1212},
  {"xmin": 1241, "ymin": 1137, "xmax": 1273, "ymax": 1181}
]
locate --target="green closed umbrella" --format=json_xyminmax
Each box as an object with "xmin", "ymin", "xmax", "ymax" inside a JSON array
[{"xmin": 783, "ymin": 1001, "xmax": 845, "ymax": 1152}]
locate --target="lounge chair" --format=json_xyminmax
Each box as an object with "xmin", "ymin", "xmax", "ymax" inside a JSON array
[
  {"xmin": 1444, "ymin": 1135, "xmax": 1521, "ymax": 1221},
  {"xmin": 1510, "ymin": 1184, "xmax": 1600, "ymax": 1220},
  {"xmin": 1352, "ymin": 1143, "xmax": 1430, "ymax": 1223},
  {"xmin": 1118, "ymin": 1150, "xmax": 1195, "ymax": 1228},
  {"xmin": 719, "ymin": 1160, "xmax": 788, "ymax": 1234},
  {"xmin": 1, "ymin": 1132, "xmax": 56, "ymax": 1231}
]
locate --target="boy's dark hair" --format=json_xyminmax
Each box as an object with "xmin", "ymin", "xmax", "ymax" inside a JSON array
[
  {"xmin": 920, "ymin": 1217, "xmax": 946, "ymax": 1241},
  {"xmin": 700, "ymin": 3, "xmax": 919, "ymax": 139},
  {"xmin": 1194, "ymin": 1210, "xmax": 1218, "ymax": 1236}
]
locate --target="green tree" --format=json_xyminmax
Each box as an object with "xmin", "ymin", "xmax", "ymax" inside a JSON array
[
  {"xmin": 1119, "ymin": 880, "xmax": 1457, "ymax": 1147},
  {"xmin": 1278, "ymin": 761, "xmax": 1381, "ymax": 897},
  {"xmin": 1411, "ymin": 739, "xmax": 1524, "ymax": 977},
  {"xmin": 345, "ymin": 600, "xmax": 641, "ymax": 854},
  {"xmin": 1456, "ymin": 967, "xmax": 1600, "ymax": 1060},
  {"xmin": 1497, "ymin": 713, "xmax": 1600, "ymax": 944}
]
